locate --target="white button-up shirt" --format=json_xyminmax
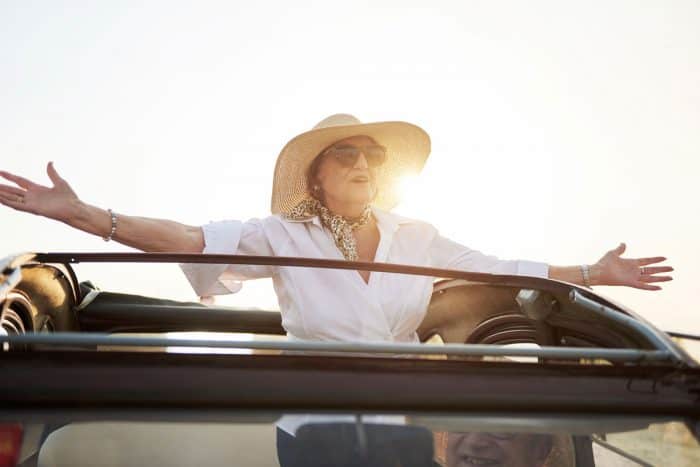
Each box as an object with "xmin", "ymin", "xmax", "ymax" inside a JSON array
[{"xmin": 180, "ymin": 207, "xmax": 548, "ymax": 344}]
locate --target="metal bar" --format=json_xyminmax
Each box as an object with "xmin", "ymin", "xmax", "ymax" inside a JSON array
[
  {"xmin": 32, "ymin": 252, "xmax": 532, "ymax": 284},
  {"xmin": 3, "ymin": 350, "xmax": 698, "ymax": 416},
  {"xmin": 570, "ymin": 289, "xmax": 685, "ymax": 364},
  {"xmin": 667, "ymin": 331, "xmax": 700, "ymax": 341},
  {"xmin": 0, "ymin": 332, "xmax": 674, "ymax": 363}
]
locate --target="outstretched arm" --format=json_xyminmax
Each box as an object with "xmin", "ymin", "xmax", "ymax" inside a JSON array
[
  {"xmin": 0, "ymin": 162, "xmax": 204, "ymax": 253},
  {"xmin": 549, "ymin": 243, "xmax": 673, "ymax": 290},
  {"xmin": 429, "ymin": 229, "xmax": 672, "ymax": 291}
]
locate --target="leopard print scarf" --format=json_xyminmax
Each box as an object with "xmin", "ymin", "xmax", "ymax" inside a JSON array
[{"xmin": 285, "ymin": 198, "xmax": 372, "ymax": 261}]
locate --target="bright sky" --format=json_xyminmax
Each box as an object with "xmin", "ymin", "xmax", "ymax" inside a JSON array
[{"xmin": 1, "ymin": 1, "xmax": 699, "ymax": 333}]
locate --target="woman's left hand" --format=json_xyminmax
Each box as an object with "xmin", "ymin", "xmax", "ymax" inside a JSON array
[{"xmin": 592, "ymin": 243, "xmax": 673, "ymax": 290}]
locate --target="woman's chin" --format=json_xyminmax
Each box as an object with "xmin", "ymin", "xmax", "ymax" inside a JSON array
[
  {"xmin": 350, "ymin": 193, "xmax": 373, "ymax": 206},
  {"xmin": 338, "ymin": 188, "xmax": 373, "ymax": 205}
]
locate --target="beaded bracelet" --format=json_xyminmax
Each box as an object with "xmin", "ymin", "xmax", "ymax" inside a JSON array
[
  {"xmin": 103, "ymin": 209, "xmax": 117, "ymax": 242},
  {"xmin": 580, "ymin": 264, "xmax": 591, "ymax": 287}
]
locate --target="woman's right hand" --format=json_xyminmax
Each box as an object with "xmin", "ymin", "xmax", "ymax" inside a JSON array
[
  {"xmin": 0, "ymin": 162, "xmax": 79, "ymax": 222},
  {"xmin": 2, "ymin": 162, "xmax": 204, "ymax": 252}
]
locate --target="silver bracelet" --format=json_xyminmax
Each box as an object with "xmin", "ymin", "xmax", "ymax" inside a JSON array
[
  {"xmin": 580, "ymin": 264, "xmax": 591, "ymax": 287},
  {"xmin": 103, "ymin": 209, "xmax": 117, "ymax": 242}
]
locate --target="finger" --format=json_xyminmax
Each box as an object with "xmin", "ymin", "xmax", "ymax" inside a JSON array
[
  {"xmin": 636, "ymin": 257, "xmax": 667, "ymax": 266},
  {"xmin": 640, "ymin": 266, "xmax": 674, "ymax": 275},
  {"xmin": 0, "ymin": 190, "xmax": 23, "ymax": 201},
  {"xmin": 640, "ymin": 275, "xmax": 673, "ymax": 283},
  {"xmin": 632, "ymin": 282, "xmax": 662, "ymax": 291},
  {"xmin": 0, "ymin": 192, "xmax": 16, "ymax": 202},
  {"xmin": 0, "ymin": 193, "xmax": 27, "ymax": 209},
  {"xmin": 46, "ymin": 161, "xmax": 65, "ymax": 186},
  {"xmin": 0, "ymin": 184, "xmax": 26, "ymax": 196},
  {"xmin": 0, "ymin": 171, "xmax": 40, "ymax": 190},
  {"xmin": 611, "ymin": 242, "xmax": 626, "ymax": 256}
]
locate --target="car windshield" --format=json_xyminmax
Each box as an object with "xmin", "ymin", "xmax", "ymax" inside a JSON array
[
  {"xmin": 2, "ymin": 254, "xmax": 699, "ymax": 467},
  {"xmin": 4, "ymin": 411, "xmax": 700, "ymax": 466}
]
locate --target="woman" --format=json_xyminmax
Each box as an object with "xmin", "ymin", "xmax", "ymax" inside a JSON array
[
  {"xmin": 0, "ymin": 114, "xmax": 673, "ymax": 300},
  {"xmin": 0, "ymin": 114, "xmax": 674, "ymax": 464},
  {"xmin": 0, "ymin": 114, "xmax": 672, "ymax": 340}
]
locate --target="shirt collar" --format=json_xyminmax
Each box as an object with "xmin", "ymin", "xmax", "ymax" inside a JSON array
[
  {"xmin": 281, "ymin": 206, "xmax": 417, "ymax": 232},
  {"xmin": 371, "ymin": 206, "xmax": 417, "ymax": 234}
]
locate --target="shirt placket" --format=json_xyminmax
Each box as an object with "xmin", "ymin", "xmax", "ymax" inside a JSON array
[{"xmin": 367, "ymin": 213, "xmax": 401, "ymax": 340}]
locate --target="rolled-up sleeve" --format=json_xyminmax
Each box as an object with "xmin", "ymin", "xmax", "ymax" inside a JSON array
[
  {"xmin": 429, "ymin": 234, "xmax": 549, "ymax": 278},
  {"xmin": 179, "ymin": 218, "xmax": 276, "ymax": 296}
]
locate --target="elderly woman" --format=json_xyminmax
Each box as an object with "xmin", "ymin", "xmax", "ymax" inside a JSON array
[
  {"xmin": 0, "ymin": 114, "xmax": 672, "ymax": 344},
  {"xmin": 0, "ymin": 114, "xmax": 674, "ymax": 465}
]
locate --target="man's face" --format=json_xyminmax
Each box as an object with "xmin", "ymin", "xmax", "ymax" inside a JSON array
[{"xmin": 445, "ymin": 431, "xmax": 552, "ymax": 467}]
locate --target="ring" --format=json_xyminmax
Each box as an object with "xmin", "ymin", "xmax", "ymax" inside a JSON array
[{"xmin": 640, "ymin": 267, "xmax": 647, "ymax": 275}]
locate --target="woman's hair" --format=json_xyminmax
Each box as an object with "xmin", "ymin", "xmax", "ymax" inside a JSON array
[{"xmin": 306, "ymin": 148, "xmax": 328, "ymax": 202}]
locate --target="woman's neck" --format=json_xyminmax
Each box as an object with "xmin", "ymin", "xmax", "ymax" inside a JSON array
[{"xmin": 322, "ymin": 199, "xmax": 369, "ymax": 220}]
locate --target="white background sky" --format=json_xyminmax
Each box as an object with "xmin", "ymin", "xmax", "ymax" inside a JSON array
[{"xmin": 1, "ymin": 1, "xmax": 698, "ymax": 333}]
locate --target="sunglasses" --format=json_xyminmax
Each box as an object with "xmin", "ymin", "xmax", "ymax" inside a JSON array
[{"xmin": 323, "ymin": 144, "xmax": 387, "ymax": 168}]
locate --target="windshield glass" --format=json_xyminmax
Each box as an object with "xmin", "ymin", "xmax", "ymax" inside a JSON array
[{"xmin": 7, "ymin": 413, "xmax": 699, "ymax": 467}]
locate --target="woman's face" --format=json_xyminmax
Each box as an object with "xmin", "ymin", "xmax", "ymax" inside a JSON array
[{"xmin": 314, "ymin": 135, "xmax": 381, "ymax": 208}]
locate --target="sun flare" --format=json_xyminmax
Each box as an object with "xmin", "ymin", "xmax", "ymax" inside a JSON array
[{"xmin": 396, "ymin": 174, "xmax": 420, "ymax": 205}]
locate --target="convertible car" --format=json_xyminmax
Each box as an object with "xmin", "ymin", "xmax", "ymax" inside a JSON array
[{"xmin": 1, "ymin": 252, "xmax": 699, "ymax": 466}]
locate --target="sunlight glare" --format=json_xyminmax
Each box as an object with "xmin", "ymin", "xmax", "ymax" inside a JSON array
[
  {"xmin": 396, "ymin": 174, "xmax": 420, "ymax": 206},
  {"xmin": 165, "ymin": 332, "xmax": 254, "ymax": 354}
]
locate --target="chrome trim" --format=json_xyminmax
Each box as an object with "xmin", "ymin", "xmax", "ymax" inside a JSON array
[
  {"xmin": 570, "ymin": 289, "xmax": 686, "ymax": 365},
  {"xmin": 0, "ymin": 332, "xmax": 675, "ymax": 364}
]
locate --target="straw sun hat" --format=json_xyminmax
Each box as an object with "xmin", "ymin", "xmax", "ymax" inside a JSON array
[{"xmin": 271, "ymin": 114, "xmax": 431, "ymax": 214}]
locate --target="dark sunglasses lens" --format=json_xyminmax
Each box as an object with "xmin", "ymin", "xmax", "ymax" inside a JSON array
[
  {"xmin": 329, "ymin": 145, "xmax": 387, "ymax": 168},
  {"xmin": 364, "ymin": 145, "xmax": 387, "ymax": 167},
  {"xmin": 332, "ymin": 147, "xmax": 361, "ymax": 167}
]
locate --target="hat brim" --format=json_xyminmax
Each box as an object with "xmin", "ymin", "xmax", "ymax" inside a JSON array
[{"xmin": 271, "ymin": 121, "xmax": 431, "ymax": 214}]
